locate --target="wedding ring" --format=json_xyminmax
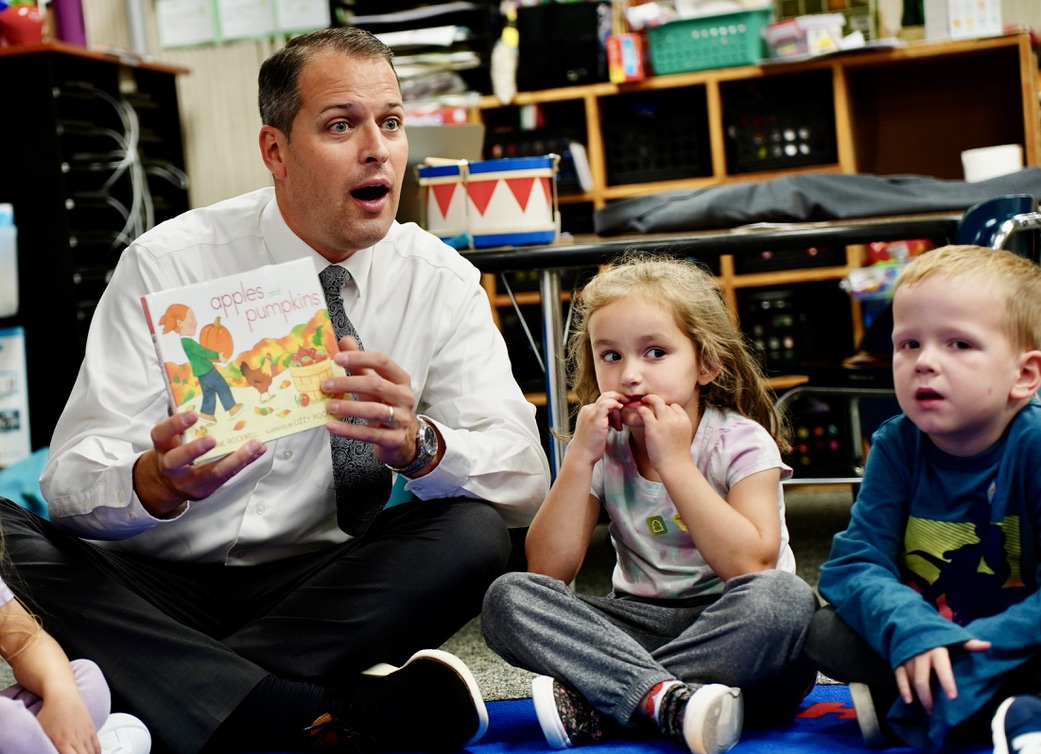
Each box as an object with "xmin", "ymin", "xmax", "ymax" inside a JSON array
[{"xmin": 386, "ymin": 406, "xmax": 394, "ymax": 424}]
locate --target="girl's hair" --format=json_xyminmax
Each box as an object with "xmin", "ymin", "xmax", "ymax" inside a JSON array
[
  {"xmin": 258, "ymin": 26, "xmax": 396, "ymax": 140},
  {"xmin": 567, "ymin": 250, "xmax": 791, "ymax": 453},
  {"xmin": 895, "ymin": 244, "xmax": 1041, "ymax": 352}
]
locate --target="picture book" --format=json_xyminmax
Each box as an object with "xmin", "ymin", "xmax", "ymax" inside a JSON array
[{"xmin": 141, "ymin": 258, "xmax": 344, "ymax": 461}]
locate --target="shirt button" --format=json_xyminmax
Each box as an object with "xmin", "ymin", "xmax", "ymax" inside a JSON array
[
  {"xmin": 256, "ymin": 504, "xmax": 267, "ymax": 515},
  {"xmin": 281, "ymin": 450, "xmax": 293, "ymax": 461}
]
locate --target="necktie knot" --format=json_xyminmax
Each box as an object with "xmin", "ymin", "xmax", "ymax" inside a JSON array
[
  {"xmin": 320, "ymin": 265, "xmax": 362, "ymax": 349},
  {"xmin": 319, "ymin": 264, "xmax": 350, "ymax": 297}
]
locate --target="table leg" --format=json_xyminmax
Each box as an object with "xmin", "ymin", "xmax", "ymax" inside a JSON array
[{"xmin": 539, "ymin": 269, "xmax": 568, "ymax": 476}]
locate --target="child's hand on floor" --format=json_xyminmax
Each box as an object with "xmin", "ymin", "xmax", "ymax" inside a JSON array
[{"xmin": 894, "ymin": 638, "xmax": 991, "ymax": 713}]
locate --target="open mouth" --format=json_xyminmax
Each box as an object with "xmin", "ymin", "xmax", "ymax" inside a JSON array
[
  {"xmin": 915, "ymin": 387, "xmax": 942, "ymax": 401},
  {"xmin": 351, "ymin": 184, "xmax": 389, "ymax": 201}
]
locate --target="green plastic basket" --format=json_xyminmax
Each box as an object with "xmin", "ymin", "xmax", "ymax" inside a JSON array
[{"xmin": 647, "ymin": 9, "xmax": 771, "ymax": 74}]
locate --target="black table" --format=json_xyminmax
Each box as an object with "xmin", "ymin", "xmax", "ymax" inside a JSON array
[{"xmin": 460, "ymin": 212, "xmax": 961, "ymax": 473}]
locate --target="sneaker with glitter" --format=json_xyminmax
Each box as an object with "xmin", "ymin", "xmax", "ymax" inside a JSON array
[
  {"xmin": 532, "ymin": 675, "xmax": 612, "ymax": 748},
  {"xmin": 658, "ymin": 683, "xmax": 743, "ymax": 754},
  {"xmin": 994, "ymin": 695, "xmax": 1041, "ymax": 754}
]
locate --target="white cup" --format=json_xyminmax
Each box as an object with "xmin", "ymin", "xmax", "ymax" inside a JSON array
[{"xmin": 961, "ymin": 144, "xmax": 1024, "ymax": 183}]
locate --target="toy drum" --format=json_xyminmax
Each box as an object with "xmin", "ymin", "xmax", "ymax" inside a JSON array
[{"xmin": 418, "ymin": 155, "xmax": 560, "ymax": 249}]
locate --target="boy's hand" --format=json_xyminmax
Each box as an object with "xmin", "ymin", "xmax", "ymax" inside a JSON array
[{"xmin": 894, "ymin": 639, "xmax": 991, "ymax": 713}]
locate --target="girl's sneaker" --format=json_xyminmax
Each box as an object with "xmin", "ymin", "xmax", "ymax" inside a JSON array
[
  {"xmin": 993, "ymin": 695, "xmax": 1041, "ymax": 754},
  {"xmin": 532, "ymin": 675, "xmax": 613, "ymax": 748},
  {"xmin": 659, "ymin": 683, "xmax": 743, "ymax": 754},
  {"xmin": 98, "ymin": 712, "xmax": 152, "ymax": 754}
]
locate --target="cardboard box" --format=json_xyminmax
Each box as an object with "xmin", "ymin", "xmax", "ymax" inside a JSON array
[{"xmin": 924, "ymin": 0, "xmax": 1002, "ymax": 40}]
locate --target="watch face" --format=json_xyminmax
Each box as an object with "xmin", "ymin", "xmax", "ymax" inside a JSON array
[{"xmin": 419, "ymin": 421, "xmax": 438, "ymax": 454}]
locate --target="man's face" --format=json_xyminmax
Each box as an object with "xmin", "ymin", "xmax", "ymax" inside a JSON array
[{"xmin": 261, "ymin": 51, "xmax": 408, "ymax": 262}]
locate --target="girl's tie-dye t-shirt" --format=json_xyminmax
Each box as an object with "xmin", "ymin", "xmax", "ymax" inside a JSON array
[{"xmin": 588, "ymin": 404, "xmax": 795, "ymax": 599}]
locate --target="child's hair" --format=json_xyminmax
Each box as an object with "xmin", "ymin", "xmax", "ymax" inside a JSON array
[
  {"xmin": 0, "ymin": 527, "xmax": 41, "ymax": 661},
  {"xmin": 895, "ymin": 244, "xmax": 1041, "ymax": 352},
  {"xmin": 567, "ymin": 250, "xmax": 791, "ymax": 453},
  {"xmin": 158, "ymin": 303, "xmax": 189, "ymax": 335}
]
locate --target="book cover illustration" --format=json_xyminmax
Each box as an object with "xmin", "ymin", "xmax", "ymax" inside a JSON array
[{"xmin": 141, "ymin": 258, "xmax": 344, "ymax": 461}]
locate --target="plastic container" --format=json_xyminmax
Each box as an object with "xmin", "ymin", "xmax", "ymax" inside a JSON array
[
  {"xmin": 0, "ymin": 203, "xmax": 17, "ymax": 318},
  {"xmin": 764, "ymin": 13, "xmax": 845, "ymax": 59},
  {"xmin": 646, "ymin": 9, "xmax": 771, "ymax": 75}
]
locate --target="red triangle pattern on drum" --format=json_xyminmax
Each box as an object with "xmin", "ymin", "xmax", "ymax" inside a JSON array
[{"xmin": 432, "ymin": 183, "xmax": 457, "ymax": 219}]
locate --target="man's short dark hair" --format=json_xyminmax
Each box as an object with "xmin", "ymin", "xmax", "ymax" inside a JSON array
[{"xmin": 258, "ymin": 27, "xmax": 396, "ymax": 139}]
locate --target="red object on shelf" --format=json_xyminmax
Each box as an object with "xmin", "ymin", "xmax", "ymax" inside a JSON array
[
  {"xmin": 607, "ymin": 33, "xmax": 646, "ymax": 83},
  {"xmin": 0, "ymin": 4, "xmax": 45, "ymax": 47}
]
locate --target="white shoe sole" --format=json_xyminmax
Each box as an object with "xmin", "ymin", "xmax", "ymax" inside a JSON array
[
  {"xmin": 683, "ymin": 684, "xmax": 743, "ymax": 754},
  {"xmin": 849, "ymin": 682, "xmax": 886, "ymax": 748},
  {"xmin": 993, "ymin": 696, "xmax": 1016, "ymax": 754},
  {"xmin": 362, "ymin": 648, "xmax": 489, "ymax": 746},
  {"xmin": 532, "ymin": 675, "xmax": 572, "ymax": 749},
  {"xmin": 98, "ymin": 712, "xmax": 152, "ymax": 754}
]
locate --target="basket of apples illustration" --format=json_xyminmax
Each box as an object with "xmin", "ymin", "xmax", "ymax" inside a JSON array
[{"xmin": 288, "ymin": 346, "xmax": 333, "ymax": 401}]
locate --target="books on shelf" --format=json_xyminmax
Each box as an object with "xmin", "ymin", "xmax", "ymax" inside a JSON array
[{"xmin": 141, "ymin": 258, "xmax": 343, "ymax": 461}]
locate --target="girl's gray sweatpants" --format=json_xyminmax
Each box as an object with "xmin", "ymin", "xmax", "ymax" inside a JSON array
[{"xmin": 481, "ymin": 569, "xmax": 818, "ymax": 728}]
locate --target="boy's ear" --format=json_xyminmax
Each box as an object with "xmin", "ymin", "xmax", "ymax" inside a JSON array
[{"xmin": 1011, "ymin": 350, "xmax": 1041, "ymax": 401}]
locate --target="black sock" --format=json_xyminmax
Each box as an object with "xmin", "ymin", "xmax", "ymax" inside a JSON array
[{"xmin": 201, "ymin": 675, "xmax": 327, "ymax": 753}]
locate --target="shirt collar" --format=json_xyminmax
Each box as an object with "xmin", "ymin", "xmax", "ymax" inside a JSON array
[{"xmin": 260, "ymin": 192, "xmax": 378, "ymax": 296}]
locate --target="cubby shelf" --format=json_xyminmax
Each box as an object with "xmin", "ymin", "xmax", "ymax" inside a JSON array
[
  {"xmin": 478, "ymin": 33, "xmax": 1039, "ymax": 216},
  {"xmin": 471, "ymin": 34, "xmax": 1040, "ymax": 447}
]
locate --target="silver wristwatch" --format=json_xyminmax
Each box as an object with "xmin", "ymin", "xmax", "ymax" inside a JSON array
[{"xmin": 386, "ymin": 417, "xmax": 438, "ymax": 476}]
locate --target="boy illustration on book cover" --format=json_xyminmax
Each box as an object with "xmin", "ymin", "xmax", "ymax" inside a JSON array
[
  {"xmin": 142, "ymin": 260, "xmax": 344, "ymax": 461},
  {"xmin": 158, "ymin": 305, "xmax": 244, "ymax": 424}
]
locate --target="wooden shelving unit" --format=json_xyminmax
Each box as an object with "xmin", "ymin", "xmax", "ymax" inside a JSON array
[
  {"xmin": 477, "ymin": 33, "xmax": 1040, "ymax": 214},
  {"xmin": 0, "ymin": 42, "xmax": 190, "ymax": 451},
  {"xmin": 471, "ymin": 33, "xmax": 1040, "ymax": 441}
]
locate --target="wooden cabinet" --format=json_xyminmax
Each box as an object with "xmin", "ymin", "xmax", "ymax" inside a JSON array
[{"xmin": 0, "ymin": 42, "xmax": 189, "ymax": 450}]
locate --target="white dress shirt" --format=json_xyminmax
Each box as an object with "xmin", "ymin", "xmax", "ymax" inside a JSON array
[{"xmin": 41, "ymin": 188, "xmax": 550, "ymax": 565}]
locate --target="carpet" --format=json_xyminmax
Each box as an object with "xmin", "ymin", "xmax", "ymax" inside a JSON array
[{"xmin": 463, "ymin": 685, "xmax": 991, "ymax": 754}]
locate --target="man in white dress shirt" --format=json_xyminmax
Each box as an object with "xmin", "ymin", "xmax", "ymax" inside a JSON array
[{"xmin": 0, "ymin": 26, "xmax": 549, "ymax": 754}]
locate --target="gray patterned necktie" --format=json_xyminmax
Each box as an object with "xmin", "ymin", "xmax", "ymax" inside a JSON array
[{"xmin": 319, "ymin": 264, "xmax": 392, "ymax": 536}]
